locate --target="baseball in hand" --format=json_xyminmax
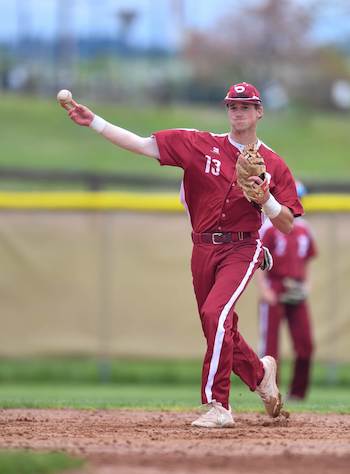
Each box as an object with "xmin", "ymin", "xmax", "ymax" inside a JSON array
[
  {"xmin": 57, "ymin": 89, "xmax": 74, "ymax": 111},
  {"xmin": 57, "ymin": 89, "xmax": 73, "ymax": 105}
]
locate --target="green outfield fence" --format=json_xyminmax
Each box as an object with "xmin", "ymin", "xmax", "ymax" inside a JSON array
[{"xmin": 0, "ymin": 191, "xmax": 349, "ymax": 369}]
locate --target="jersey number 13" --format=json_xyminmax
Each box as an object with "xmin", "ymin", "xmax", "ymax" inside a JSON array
[{"xmin": 205, "ymin": 155, "xmax": 221, "ymax": 176}]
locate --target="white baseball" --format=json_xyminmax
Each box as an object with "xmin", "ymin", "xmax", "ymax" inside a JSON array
[{"xmin": 57, "ymin": 89, "xmax": 72, "ymax": 103}]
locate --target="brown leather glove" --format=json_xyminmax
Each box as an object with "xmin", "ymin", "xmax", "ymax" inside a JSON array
[
  {"xmin": 279, "ymin": 278, "xmax": 308, "ymax": 305},
  {"xmin": 236, "ymin": 144, "xmax": 268, "ymax": 203}
]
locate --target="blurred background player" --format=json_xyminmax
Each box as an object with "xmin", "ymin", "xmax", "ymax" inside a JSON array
[{"xmin": 256, "ymin": 181, "xmax": 318, "ymax": 400}]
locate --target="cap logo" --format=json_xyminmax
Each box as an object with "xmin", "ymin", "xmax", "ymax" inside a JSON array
[{"xmin": 234, "ymin": 85, "xmax": 245, "ymax": 93}]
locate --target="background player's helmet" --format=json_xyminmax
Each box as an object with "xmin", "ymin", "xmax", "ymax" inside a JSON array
[
  {"xmin": 224, "ymin": 82, "xmax": 262, "ymax": 105},
  {"xmin": 296, "ymin": 180, "xmax": 307, "ymax": 199}
]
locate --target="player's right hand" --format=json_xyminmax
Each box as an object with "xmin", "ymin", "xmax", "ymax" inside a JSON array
[{"xmin": 68, "ymin": 101, "xmax": 94, "ymax": 127}]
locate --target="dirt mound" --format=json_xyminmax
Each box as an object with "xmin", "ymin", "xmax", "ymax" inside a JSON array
[{"xmin": 1, "ymin": 409, "xmax": 350, "ymax": 473}]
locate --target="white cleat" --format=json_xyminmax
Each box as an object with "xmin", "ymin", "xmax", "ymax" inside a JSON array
[
  {"xmin": 191, "ymin": 401, "xmax": 235, "ymax": 428},
  {"xmin": 256, "ymin": 356, "xmax": 282, "ymax": 418}
]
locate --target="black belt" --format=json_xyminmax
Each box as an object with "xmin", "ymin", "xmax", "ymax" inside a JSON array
[{"xmin": 192, "ymin": 231, "xmax": 258, "ymax": 245}]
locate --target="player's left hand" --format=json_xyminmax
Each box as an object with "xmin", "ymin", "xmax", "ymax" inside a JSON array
[
  {"xmin": 244, "ymin": 175, "xmax": 270, "ymax": 205},
  {"xmin": 236, "ymin": 144, "xmax": 268, "ymax": 204}
]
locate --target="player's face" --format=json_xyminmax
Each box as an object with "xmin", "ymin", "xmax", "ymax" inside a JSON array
[{"xmin": 227, "ymin": 102, "xmax": 263, "ymax": 132}]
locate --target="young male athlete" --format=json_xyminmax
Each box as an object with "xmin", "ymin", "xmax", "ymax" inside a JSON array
[
  {"xmin": 61, "ymin": 82, "xmax": 303, "ymax": 427},
  {"xmin": 257, "ymin": 181, "xmax": 317, "ymax": 400}
]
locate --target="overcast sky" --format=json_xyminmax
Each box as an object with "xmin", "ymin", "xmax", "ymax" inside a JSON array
[{"xmin": 0, "ymin": 0, "xmax": 348, "ymax": 48}]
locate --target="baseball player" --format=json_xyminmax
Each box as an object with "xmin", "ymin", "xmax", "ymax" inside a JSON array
[
  {"xmin": 257, "ymin": 181, "xmax": 317, "ymax": 400},
  {"xmin": 61, "ymin": 82, "xmax": 303, "ymax": 427}
]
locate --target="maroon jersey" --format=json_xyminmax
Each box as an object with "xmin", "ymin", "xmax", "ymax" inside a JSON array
[
  {"xmin": 260, "ymin": 218, "xmax": 317, "ymax": 280},
  {"xmin": 154, "ymin": 129, "xmax": 303, "ymax": 233}
]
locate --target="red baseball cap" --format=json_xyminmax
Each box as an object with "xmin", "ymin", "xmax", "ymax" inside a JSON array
[{"xmin": 224, "ymin": 82, "xmax": 262, "ymax": 105}]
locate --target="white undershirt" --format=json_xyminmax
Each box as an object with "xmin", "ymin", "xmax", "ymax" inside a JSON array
[{"xmin": 228, "ymin": 136, "xmax": 262, "ymax": 152}]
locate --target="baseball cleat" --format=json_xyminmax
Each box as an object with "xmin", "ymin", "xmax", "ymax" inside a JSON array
[
  {"xmin": 256, "ymin": 356, "xmax": 282, "ymax": 418},
  {"xmin": 191, "ymin": 401, "xmax": 235, "ymax": 428}
]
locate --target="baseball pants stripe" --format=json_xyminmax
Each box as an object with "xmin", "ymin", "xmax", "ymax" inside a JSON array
[{"xmin": 205, "ymin": 239, "xmax": 262, "ymax": 403}]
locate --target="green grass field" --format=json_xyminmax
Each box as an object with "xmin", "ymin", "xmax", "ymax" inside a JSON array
[
  {"xmin": 1, "ymin": 357, "xmax": 350, "ymax": 386},
  {"xmin": 0, "ymin": 358, "xmax": 349, "ymax": 413},
  {"xmin": 1, "ymin": 93, "xmax": 350, "ymax": 185},
  {"xmin": 0, "ymin": 451, "xmax": 83, "ymax": 474},
  {"xmin": 0, "ymin": 383, "xmax": 349, "ymax": 414}
]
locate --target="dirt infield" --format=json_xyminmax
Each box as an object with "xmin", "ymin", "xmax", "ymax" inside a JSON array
[{"xmin": 1, "ymin": 409, "xmax": 350, "ymax": 474}]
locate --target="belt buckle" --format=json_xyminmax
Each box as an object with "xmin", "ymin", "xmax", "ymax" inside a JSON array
[
  {"xmin": 212, "ymin": 232, "xmax": 224, "ymax": 244},
  {"xmin": 238, "ymin": 231, "xmax": 244, "ymax": 241}
]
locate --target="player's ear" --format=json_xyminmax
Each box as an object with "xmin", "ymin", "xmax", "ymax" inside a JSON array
[{"xmin": 256, "ymin": 105, "xmax": 264, "ymax": 120}]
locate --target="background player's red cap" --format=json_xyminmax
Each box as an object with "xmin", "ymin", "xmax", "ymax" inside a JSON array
[{"xmin": 224, "ymin": 82, "xmax": 262, "ymax": 105}]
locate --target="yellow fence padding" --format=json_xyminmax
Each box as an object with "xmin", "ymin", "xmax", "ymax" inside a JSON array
[
  {"xmin": 0, "ymin": 191, "xmax": 349, "ymax": 212},
  {"xmin": 0, "ymin": 191, "xmax": 184, "ymax": 212},
  {"xmin": 303, "ymin": 194, "xmax": 350, "ymax": 212}
]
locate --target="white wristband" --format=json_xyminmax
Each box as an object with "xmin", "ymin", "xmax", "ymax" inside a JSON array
[
  {"xmin": 89, "ymin": 115, "xmax": 107, "ymax": 133},
  {"xmin": 262, "ymin": 194, "xmax": 282, "ymax": 219}
]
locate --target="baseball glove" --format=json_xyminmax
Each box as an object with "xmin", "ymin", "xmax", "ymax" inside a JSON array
[
  {"xmin": 279, "ymin": 278, "xmax": 308, "ymax": 305},
  {"xmin": 236, "ymin": 144, "xmax": 267, "ymax": 202}
]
